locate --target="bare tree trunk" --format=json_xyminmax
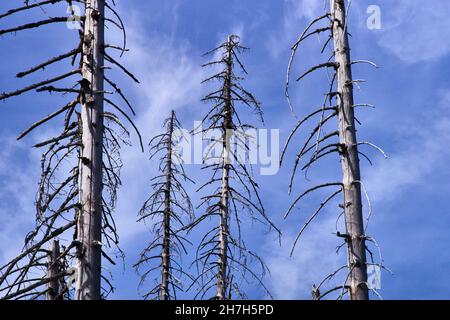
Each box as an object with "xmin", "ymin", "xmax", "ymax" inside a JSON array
[
  {"xmin": 331, "ymin": 0, "xmax": 368, "ymax": 300},
  {"xmin": 216, "ymin": 36, "xmax": 233, "ymax": 300},
  {"xmin": 46, "ymin": 240, "xmax": 60, "ymax": 300},
  {"xmin": 75, "ymin": 0, "xmax": 105, "ymax": 300},
  {"xmin": 161, "ymin": 111, "xmax": 175, "ymax": 300}
]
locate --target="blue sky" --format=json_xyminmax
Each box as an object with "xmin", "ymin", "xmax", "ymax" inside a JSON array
[{"xmin": 1, "ymin": 0, "xmax": 450, "ymax": 300}]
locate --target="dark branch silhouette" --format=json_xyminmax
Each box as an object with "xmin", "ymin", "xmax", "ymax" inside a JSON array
[
  {"xmin": 135, "ymin": 110, "xmax": 195, "ymax": 300},
  {"xmin": 190, "ymin": 35, "xmax": 280, "ymax": 300}
]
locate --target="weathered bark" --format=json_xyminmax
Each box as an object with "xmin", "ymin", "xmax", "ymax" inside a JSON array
[
  {"xmin": 75, "ymin": 0, "xmax": 105, "ymax": 300},
  {"xmin": 216, "ymin": 36, "xmax": 233, "ymax": 300},
  {"xmin": 46, "ymin": 240, "xmax": 60, "ymax": 300},
  {"xmin": 331, "ymin": 0, "xmax": 368, "ymax": 300},
  {"xmin": 161, "ymin": 111, "xmax": 175, "ymax": 301}
]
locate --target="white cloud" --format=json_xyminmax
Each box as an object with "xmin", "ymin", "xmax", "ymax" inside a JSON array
[
  {"xmin": 0, "ymin": 138, "xmax": 40, "ymax": 262},
  {"xmin": 106, "ymin": 7, "xmax": 205, "ymax": 243},
  {"xmin": 265, "ymin": 216, "xmax": 344, "ymax": 299},
  {"xmin": 267, "ymin": 0, "xmax": 328, "ymax": 59},
  {"xmin": 377, "ymin": 0, "xmax": 450, "ymax": 63},
  {"xmin": 364, "ymin": 100, "xmax": 450, "ymax": 203},
  {"xmin": 290, "ymin": 0, "xmax": 326, "ymax": 21}
]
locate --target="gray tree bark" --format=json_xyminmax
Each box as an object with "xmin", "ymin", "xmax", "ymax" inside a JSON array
[
  {"xmin": 46, "ymin": 240, "xmax": 60, "ymax": 300},
  {"xmin": 216, "ymin": 36, "xmax": 233, "ymax": 300},
  {"xmin": 331, "ymin": 0, "xmax": 369, "ymax": 300},
  {"xmin": 75, "ymin": 0, "xmax": 105, "ymax": 300}
]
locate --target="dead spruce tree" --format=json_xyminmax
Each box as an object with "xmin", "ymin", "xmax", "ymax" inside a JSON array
[
  {"xmin": 135, "ymin": 110, "xmax": 194, "ymax": 300},
  {"xmin": 282, "ymin": 0, "xmax": 386, "ymax": 300},
  {"xmin": 190, "ymin": 35, "xmax": 280, "ymax": 300},
  {"xmin": 0, "ymin": 0, "xmax": 141, "ymax": 300}
]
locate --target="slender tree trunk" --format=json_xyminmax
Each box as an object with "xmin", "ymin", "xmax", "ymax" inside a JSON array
[
  {"xmin": 217, "ymin": 36, "xmax": 233, "ymax": 300},
  {"xmin": 75, "ymin": 0, "xmax": 105, "ymax": 300},
  {"xmin": 161, "ymin": 111, "xmax": 174, "ymax": 300},
  {"xmin": 331, "ymin": 0, "xmax": 368, "ymax": 300},
  {"xmin": 46, "ymin": 240, "xmax": 60, "ymax": 300}
]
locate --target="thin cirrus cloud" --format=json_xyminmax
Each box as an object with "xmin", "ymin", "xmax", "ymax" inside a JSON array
[
  {"xmin": 265, "ymin": 215, "xmax": 343, "ymax": 299},
  {"xmin": 0, "ymin": 137, "xmax": 39, "ymax": 262},
  {"xmin": 105, "ymin": 7, "xmax": 205, "ymax": 244},
  {"xmin": 266, "ymin": 0, "xmax": 326, "ymax": 59},
  {"xmin": 376, "ymin": 0, "xmax": 450, "ymax": 63},
  {"xmin": 364, "ymin": 89, "xmax": 450, "ymax": 203},
  {"xmin": 284, "ymin": 0, "xmax": 450, "ymax": 64}
]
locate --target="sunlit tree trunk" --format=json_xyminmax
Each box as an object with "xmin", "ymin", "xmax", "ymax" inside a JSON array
[
  {"xmin": 75, "ymin": 0, "xmax": 105, "ymax": 300},
  {"xmin": 331, "ymin": 0, "xmax": 368, "ymax": 300}
]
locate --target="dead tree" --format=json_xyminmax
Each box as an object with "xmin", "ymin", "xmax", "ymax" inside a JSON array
[
  {"xmin": 190, "ymin": 35, "xmax": 280, "ymax": 300},
  {"xmin": 75, "ymin": 0, "xmax": 106, "ymax": 301},
  {"xmin": 0, "ymin": 0, "xmax": 141, "ymax": 300},
  {"xmin": 282, "ymin": 0, "xmax": 386, "ymax": 300},
  {"xmin": 135, "ymin": 110, "xmax": 194, "ymax": 300}
]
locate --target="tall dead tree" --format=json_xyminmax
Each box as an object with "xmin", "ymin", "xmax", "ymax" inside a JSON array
[
  {"xmin": 135, "ymin": 110, "xmax": 194, "ymax": 300},
  {"xmin": 190, "ymin": 35, "xmax": 280, "ymax": 300},
  {"xmin": 282, "ymin": 0, "xmax": 386, "ymax": 300},
  {"xmin": 0, "ymin": 0, "xmax": 141, "ymax": 300},
  {"xmin": 75, "ymin": 0, "xmax": 106, "ymax": 300}
]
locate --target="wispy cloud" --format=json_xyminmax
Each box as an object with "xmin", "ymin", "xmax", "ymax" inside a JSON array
[
  {"xmin": 266, "ymin": 0, "xmax": 328, "ymax": 59},
  {"xmin": 107, "ymin": 6, "xmax": 204, "ymax": 243},
  {"xmin": 364, "ymin": 91, "xmax": 450, "ymax": 203},
  {"xmin": 0, "ymin": 138, "xmax": 39, "ymax": 262},
  {"xmin": 265, "ymin": 216, "xmax": 343, "ymax": 299},
  {"xmin": 377, "ymin": 0, "xmax": 450, "ymax": 63},
  {"xmin": 289, "ymin": 0, "xmax": 326, "ymax": 21}
]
